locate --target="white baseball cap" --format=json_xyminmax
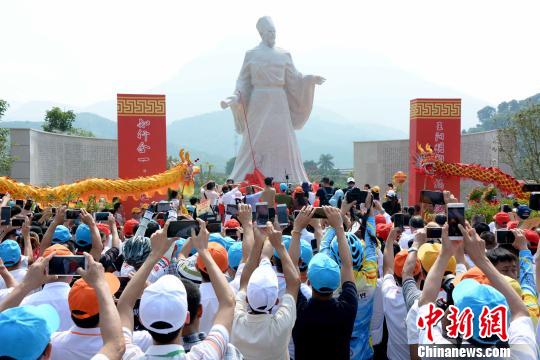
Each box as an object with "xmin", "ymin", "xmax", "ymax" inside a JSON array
[
  {"xmin": 347, "ymin": 177, "xmax": 355, "ymax": 183},
  {"xmin": 139, "ymin": 275, "xmax": 189, "ymax": 334},
  {"xmin": 247, "ymin": 259, "xmax": 278, "ymax": 312}
]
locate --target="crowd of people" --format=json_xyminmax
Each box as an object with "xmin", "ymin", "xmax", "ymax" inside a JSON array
[{"xmin": 0, "ymin": 176, "xmax": 539, "ymax": 360}]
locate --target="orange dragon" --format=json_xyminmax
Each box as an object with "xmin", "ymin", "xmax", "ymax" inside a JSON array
[
  {"xmin": 0, "ymin": 149, "xmax": 200, "ymax": 205},
  {"xmin": 416, "ymin": 143, "xmax": 527, "ymax": 199}
]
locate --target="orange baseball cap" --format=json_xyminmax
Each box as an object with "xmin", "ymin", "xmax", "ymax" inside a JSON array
[
  {"xmin": 453, "ymin": 266, "xmax": 491, "ymax": 286},
  {"xmin": 196, "ymin": 242, "xmax": 229, "ymax": 274},
  {"xmin": 375, "ymin": 214, "xmax": 386, "ymax": 225},
  {"xmin": 68, "ymin": 273, "xmax": 120, "ymax": 319},
  {"xmin": 43, "ymin": 244, "xmax": 73, "ymax": 257},
  {"xmin": 123, "ymin": 219, "xmax": 139, "ymax": 237},
  {"xmin": 394, "ymin": 250, "xmax": 421, "ymax": 278},
  {"xmin": 494, "ymin": 212, "xmax": 510, "ymax": 226},
  {"xmin": 376, "ymin": 223, "xmax": 392, "ymax": 241}
]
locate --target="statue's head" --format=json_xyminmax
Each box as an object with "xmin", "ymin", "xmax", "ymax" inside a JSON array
[{"xmin": 256, "ymin": 16, "xmax": 276, "ymax": 48}]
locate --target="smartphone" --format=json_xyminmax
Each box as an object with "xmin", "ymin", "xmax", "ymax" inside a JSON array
[
  {"xmin": 226, "ymin": 204, "xmax": 238, "ymax": 216},
  {"xmin": 312, "ymin": 207, "xmax": 327, "ymax": 219},
  {"xmin": 346, "ymin": 188, "xmax": 368, "ymax": 205},
  {"xmin": 15, "ymin": 200, "xmax": 24, "ymax": 207},
  {"xmin": 426, "ymin": 227, "xmax": 442, "ymax": 238},
  {"xmin": 1, "ymin": 207, "xmax": 11, "ymax": 226},
  {"xmin": 530, "ymin": 192, "xmax": 540, "ymax": 211},
  {"xmin": 65, "ymin": 209, "xmax": 81, "ymax": 220},
  {"xmin": 94, "ymin": 212, "xmax": 110, "ymax": 221},
  {"xmin": 393, "ymin": 213, "xmax": 405, "ymax": 229},
  {"xmin": 48, "ymin": 255, "xmax": 86, "ymax": 276},
  {"xmin": 523, "ymin": 183, "xmax": 540, "ymax": 192},
  {"xmin": 167, "ymin": 220, "xmax": 199, "ymax": 238},
  {"xmin": 23, "ymin": 200, "xmax": 33, "ymax": 211},
  {"xmin": 206, "ymin": 221, "xmax": 222, "ymax": 233},
  {"xmin": 420, "ymin": 190, "xmax": 445, "ymax": 205},
  {"xmin": 447, "ymin": 203, "xmax": 465, "ymax": 240},
  {"xmin": 255, "ymin": 202, "xmax": 269, "ymax": 227},
  {"xmin": 372, "ymin": 192, "xmax": 380, "ymax": 201},
  {"xmin": 51, "ymin": 207, "xmax": 57, "ymax": 215},
  {"xmin": 11, "ymin": 218, "xmax": 24, "ymax": 227},
  {"xmin": 496, "ymin": 230, "xmax": 515, "ymax": 245},
  {"xmin": 276, "ymin": 204, "xmax": 289, "ymax": 225},
  {"xmin": 157, "ymin": 201, "xmax": 171, "ymax": 213}
]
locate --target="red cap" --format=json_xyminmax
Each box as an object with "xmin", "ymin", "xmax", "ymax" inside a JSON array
[
  {"xmin": 507, "ymin": 221, "xmax": 519, "ymax": 230},
  {"xmin": 224, "ymin": 219, "xmax": 240, "ymax": 229},
  {"xmin": 123, "ymin": 219, "xmax": 139, "ymax": 237},
  {"xmin": 96, "ymin": 223, "xmax": 111, "ymax": 237},
  {"xmin": 376, "ymin": 223, "xmax": 392, "ymax": 241},
  {"xmin": 494, "ymin": 212, "xmax": 510, "ymax": 226},
  {"xmin": 525, "ymin": 230, "xmax": 540, "ymax": 250},
  {"xmin": 375, "ymin": 214, "xmax": 386, "ymax": 225}
]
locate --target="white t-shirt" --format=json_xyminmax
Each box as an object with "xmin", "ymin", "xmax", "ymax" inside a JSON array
[
  {"xmin": 201, "ymin": 189, "xmax": 220, "ymax": 206},
  {"xmin": 199, "ymin": 282, "xmax": 220, "ymax": 336},
  {"xmin": 406, "ymin": 300, "xmax": 420, "ymax": 344},
  {"xmin": 370, "ymin": 278, "xmax": 384, "ymax": 346},
  {"xmin": 399, "ymin": 229, "xmax": 415, "ymax": 250},
  {"xmin": 381, "ymin": 274, "xmax": 410, "ymax": 360},
  {"xmin": 21, "ymin": 282, "xmax": 74, "ymax": 331},
  {"xmin": 0, "ymin": 267, "xmax": 27, "ymax": 289},
  {"xmin": 51, "ymin": 326, "xmax": 103, "ymax": 360},
  {"xmin": 417, "ymin": 304, "xmax": 539, "ymax": 360},
  {"xmin": 123, "ymin": 324, "xmax": 230, "ymax": 360},
  {"xmin": 232, "ymin": 291, "xmax": 296, "ymax": 360}
]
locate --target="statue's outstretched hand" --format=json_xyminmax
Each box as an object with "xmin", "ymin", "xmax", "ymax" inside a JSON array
[
  {"xmin": 314, "ymin": 76, "xmax": 326, "ymax": 85},
  {"xmin": 220, "ymin": 94, "xmax": 240, "ymax": 109}
]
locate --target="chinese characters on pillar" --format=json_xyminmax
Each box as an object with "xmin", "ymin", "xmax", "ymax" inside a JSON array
[
  {"xmin": 136, "ymin": 118, "xmax": 151, "ymax": 170},
  {"xmin": 433, "ymin": 121, "xmax": 445, "ymax": 191}
]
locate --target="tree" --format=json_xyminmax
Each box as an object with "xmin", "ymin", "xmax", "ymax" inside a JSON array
[
  {"xmin": 0, "ymin": 100, "xmax": 13, "ymax": 174},
  {"xmin": 225, "ymin": 157, "xmax": 236, "ymax": 175},
  {"xmin": 498, "ymin": 103, "xmax": 540, "ymax": 182},
  {"xmin": 67, "ymin": 128, "xmax": 95, "ymax": 137},
  {"xmin": 477, "ymin": 106, "xmax": 496, "ymax": 124},
  {"xmin": 43, "ymin": 107, "xmax": 76, "ymax": 132},
  {"xmin": 318, "ymin": 153, "xmax": 335, "ymax": 173}
]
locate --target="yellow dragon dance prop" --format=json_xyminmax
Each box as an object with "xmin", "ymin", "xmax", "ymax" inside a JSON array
[
  {"xmin": 416, "ymin": 143, "xmax": 527, "ymax": 199},
  {"xmin": 0, "ymin": 149, "xmax": 199, "ymax": 205}
]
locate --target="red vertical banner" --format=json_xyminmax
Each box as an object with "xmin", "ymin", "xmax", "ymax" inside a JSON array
[
  {"xmin": 117, "ymin": 94, "xmax": 167, "ymax": 215},
  {"xmin": 409, "ymin": 99, "xmax": 461, "ymax": 205}
]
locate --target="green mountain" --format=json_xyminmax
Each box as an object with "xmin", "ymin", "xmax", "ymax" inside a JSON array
[{"xmin": 1, "ymin": 109, "xmax": 406, "ymax": 172}]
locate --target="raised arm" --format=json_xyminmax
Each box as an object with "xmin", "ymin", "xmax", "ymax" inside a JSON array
[
  {"xmin": 324, "ymin": 206, "xmax": 354, "ymax": 284},
  {"xmin": 77, "ymin": 253, "xmax": 125, "ymax": 359},
  {"xmin": 511, "ymin": 229, "xmax": 538, "ymax": 320},
  {"xmin": 383, "ymin": 227, "xmax": 400, "ymax": 276},
  {"xmin": 290, "ymin": 206, "xmax": 315, "ymax": 266},
  {"xmin": 239, "ymin": 225, "xmax": 265, "ymax": 291},
  {"xmin": 464, "ymin": 225, "xmax": 529, "ymax": 321},
  {"xmin": 268, "ymin": 223, "xmax": 300, "ymax": 300},
  {"xmin": 192, "ymin": 219, "xmax": 235, "ymax": 332},
  {"xmin": 0, "ymin": 259, "xmax": 17, "ymax": 289},
  {"xmin": 118, "ymin": 222, "xmax": 173, "ymax": 331},
  {"xmin": 40, "ymin": 205, "xmax": 66, "ymax": 256},
  {"xmin": 108, "ymin": 214, "xmax": 120, "ymax": 250},
  {"xmin": 80, "ymin": 209, "xmax": 103, "ymax": 261},
  {"xmin": 237, "ymin": 204, "xmax": 254, "ymax": 265},
  {"xmin": 21, "ymin": 216, "xmax": 34, "ymax": 265},
  {"xmin": 403, "ymin": 229, "xmax": 426, "ymax": 280}
]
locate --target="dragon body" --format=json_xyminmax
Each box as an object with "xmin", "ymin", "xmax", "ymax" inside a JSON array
[
  {"xmin": 416, "ymin": 143, "xmax": 526, "ymax": 199},
  {"xmin": 0, "ymin": 149, "xmax": 199, "ymax": 204}
]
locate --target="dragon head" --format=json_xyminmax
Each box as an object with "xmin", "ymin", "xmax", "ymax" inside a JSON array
[{"xmin": 416, "ymin": 143, "xmax": 438, "ymax": 175}]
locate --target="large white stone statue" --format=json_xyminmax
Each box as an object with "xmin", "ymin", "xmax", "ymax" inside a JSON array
[{"xmin": 221, "ymin": 16, "xmax": 325, "ymax": 182}]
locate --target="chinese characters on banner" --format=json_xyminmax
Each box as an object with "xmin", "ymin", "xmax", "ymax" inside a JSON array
[
  {"xmin": 417, "ymin": 303, "xmax": 509, "ymax": 342},
  {"xmin": 409, "ymin": 99, "xmax": 461, "ymax": 205},
  {"xmin": 117, "ymin": 94, "xmax": 167, "ymax": 216}
]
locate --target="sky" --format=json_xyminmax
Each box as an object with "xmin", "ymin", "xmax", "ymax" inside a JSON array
[{"xmin": 2, "ymin": 0, "xmax": 540, "ymax": 117}]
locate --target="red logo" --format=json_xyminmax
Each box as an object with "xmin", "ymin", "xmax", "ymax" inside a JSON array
[
  {"xmin": 479, "ymin": 305, "xmax": 508, "ymax": 341},
  {"xmin": 446, "ymin": 305, "xmax": 473, "ymax": 339},
  {"xmin": 417, "ymin": 303, "xmax": 444, "ymax": 342}
]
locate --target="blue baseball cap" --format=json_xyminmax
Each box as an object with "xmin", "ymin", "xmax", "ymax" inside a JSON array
[
  {"xmin": 75, "ymin": 224, "xmax": 92, "ymax": 247},
  {"xmin": 227, "ymin": 241, "xmax": 243, "ymax": 270},
  {"xmin": 279, "ymin": 183, "xmax": 288, "ymax": 192},
  {"xmin": 299, "ymin": 240, "xmax": 313, "ymax": 270},
  {"xmin": 307, "ymin": 253, "xmax": 340, "ymax": 293},
  {"xmin": 273, "ymin": 235, "xmax": 292, "ymax": 259},
  {"xmin": 52, "ymin": 225, "xmax": 71, "ymax": 244},
  {"xmin": 0, "ymin": 304, "xmax": 60, "ymax": 360},
  {"xmin": 0, "ymin": 240, "xmax": 21, "ymax": 266},
  {"xmin": 517, "ymin": 205, "xmax": 531, "ymax": 219},
  {"xmin": 209, "ymin": 233, "xmax": 233, "ymax": 250},
  {"xmin": 453, "ymin": 279, "xmax": 509, "ymax": 344}
]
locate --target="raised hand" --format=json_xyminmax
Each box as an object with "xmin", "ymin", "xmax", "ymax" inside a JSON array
[
  {"xmin": 322, "ymin": 205, "xmax": 343, "ymax": 229},
  {"xmin": 76, "ymin": 252, "xmax": 106, "ymax": 287},
  {"xmin": 21, "ymin": 254, "xmax": 57, "ymax": 290},
  {"xmin": 191, "ymin": 219, "xmax": 209, "ymax": 252},
  {"xmin": 237, "ymin": 203, "xmax": 253, "ymax": 226},
  {"xmin": 149, "ymin": 221, "xmax": 172, "ymax": 258},
  {"xmin": 293, "ymin": 206, "xmax": 315, "ymax": 231}
]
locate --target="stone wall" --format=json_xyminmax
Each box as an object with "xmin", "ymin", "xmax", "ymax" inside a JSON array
[
  {"xmin": 353, "ymin": 130, "xmax": 513, "ymax": 204},
  {"xmin": 10, "ymin": 128, "xmax": 118, "ymax": 186}
]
